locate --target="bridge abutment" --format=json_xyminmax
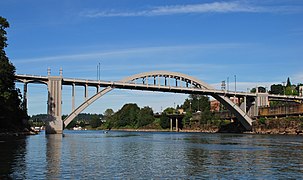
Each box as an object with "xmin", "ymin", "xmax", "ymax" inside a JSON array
[{"xmin": 46, "ymin": 76, "xmax": 63, "ymax": 134}]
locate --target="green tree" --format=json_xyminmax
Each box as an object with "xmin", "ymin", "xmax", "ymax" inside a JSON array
[
  {"xmin": 112, "ymin": 103, "xmax": 140, "ymax": 128},
  {"xmin": 285, "ymin": 86, "xmax": 298, "ymax": 96},
  {"xmin": 286, "ymin": 77, "xmax": 291, "ymax": 87},
  {"xmin": 90, "ymin": 115, "xmax": 101, "ymax": 128},
  {"xmin": 182, "ymin": 111, "xmax": 192, "ymax": 127},
  {"xmin": 163, "ymin": 107, "xmax": 175, "ymax": 114},
  {"xmin": 79, "ymin": 121, "xmax": 86, "ymax": 128},
  {"xmin": 102, "ymin": 109, "xmax": 114, "ymax": 129},
  {"xmin": 181, "ymin": 98, "xmax": 191, "ymax": 112},
  {"xmin": 136, "ymin": 106, "xmax": 154, "ymax": 128},
  {"xmin": 179, "ymin": 94, "xmax": 214, "ymax": 126},
  {"xmin": 184, "ymin": 94, "xmax": 210, "ymax": 113},
  {"xmin": 0, "ymin": 16, "xmax": 28, "ymax": 131},
  {"xmin": 269, "ymin": 84, "xmax": 284, "ymax": 95},
  {"xmin": 159, "ymin": 113, "xmax": 170, "ymax": 129},
  {"xmin": 104, "ymin": 108, "xmax": 114, "ymax": 118},
  {"xmin": 200, "ymin": 108, "xmax": 213, "ymax": 125},
  {"xmin": 250, "ymin": 87, "xmax": 266, "ymax": 93}
]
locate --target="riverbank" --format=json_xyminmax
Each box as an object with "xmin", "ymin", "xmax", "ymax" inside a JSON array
[
  {"xmin": 107, "ymin": 117, "xmax": 303, "ymax": 135},
  {"xmin": 109, "ymin": 127, "xmax": 303, "ymax": 135},
  {"xmin": 253, "ymin": 117, "xmax": 303, "ymax": 135},
  {"xmin": 0, "ymin": 128, "xmax": 39, "ymax": 136}
]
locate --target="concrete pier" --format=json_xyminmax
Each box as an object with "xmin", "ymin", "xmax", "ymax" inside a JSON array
[{"xmin": 46, "ymin": 76, "xmax": 63, "ymax": 134}]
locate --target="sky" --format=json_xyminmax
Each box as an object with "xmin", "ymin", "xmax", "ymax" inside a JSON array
[{"xmin": 1, "ymin": 0, "xmax": 303, "ymax": 116}]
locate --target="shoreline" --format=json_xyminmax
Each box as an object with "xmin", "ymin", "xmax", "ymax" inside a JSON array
[
  {"xmin": 108, "ymin": 128, "xmax": 303, "ymax": 135},
  {"xmin": 0, "ymin": 128, "xmax": 39, "ymax": 137}
]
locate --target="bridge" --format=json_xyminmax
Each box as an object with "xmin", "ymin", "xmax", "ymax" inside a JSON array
[{"xmin": 15, "ymin": 70, "xmax": 303, "ymax": 134}]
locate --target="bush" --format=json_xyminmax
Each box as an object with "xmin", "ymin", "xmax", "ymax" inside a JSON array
[{"xmin": 259, "ymin": 118, "xmax": 266, "ymax": 124}]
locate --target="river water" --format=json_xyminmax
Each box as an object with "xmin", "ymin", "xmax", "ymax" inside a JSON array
[{"xmin": 1, "ymin": 131, "xmax": 303, "ymax": 179}]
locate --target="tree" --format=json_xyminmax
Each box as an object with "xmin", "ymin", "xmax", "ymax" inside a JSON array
[
  {"xmin": 198, "ymin": 96, "xmax": 213, "ymax": 125},
  {"xmin": 285, "ymin": 86, "xmax": 298, "ymax": 96},
  {"xmin": 182, "ymin": 111, "xmax": 192, "ymax": 127},
  {"xmin": 163, "ymin": 107, "xmax": 175, "ymax": 114},
  {"xmin": 136, "ymin": 106, "xmax": 154, "ymax": 128},
  {"xmin": 200, "ymin": 109, "xmax": 213, "ymax": 125},
  {"xmin": 286, "ymin": 77, "xmax": 291, "ymax": 87},
  {"xmin": 0, "ymin": 16, "xmax": 28, "ymax": 131},
  {"xmin": 159, "ymin": 113, "xmax": 170, "ymax": 129},
  {"xmin": 104, "ymin": 108, "xmax": 114, "ymax": 118},
  {"xmin": 184, "ymin": 94, "xmax": 210, "ymax": 112},
  {"xmin": 269, "ymin": 84, "xmax": 284, "ymax": 95},
  {"xmin": 90, "ymin": 115, "xmax": 102, "ymax": 128},
  {"xmin": 181, "ymin": 98, "xmax": 191, "ymax": 112},
  {"xmin": 112, "ymin": 103, "xmax": 140, "ymax": 128},
  {"xmin": 250, "ymin": 87, "xmax": 266, "ymax": 93}
]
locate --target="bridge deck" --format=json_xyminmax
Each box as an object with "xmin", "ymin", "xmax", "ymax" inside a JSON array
[{"xmin": 15, "ymin": 74, "xmax": 303, "ymax": 101}]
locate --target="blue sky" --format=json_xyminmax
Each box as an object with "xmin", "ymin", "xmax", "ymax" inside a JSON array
[{"xmin": 1, "ymin": 0, "xmax": 303, "ymax": 115}]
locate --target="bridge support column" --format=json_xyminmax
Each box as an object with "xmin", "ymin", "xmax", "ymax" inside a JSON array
[
  {"xmin": 46, "ymin": 76, "xmax": 63, "ymax": 134},
  {"xmin": 72, "ymin": 83, "xmax": 75, "ymax": 112},
  {"xmin": 84, "ymin": 84, "xmax": 88, "ymax": 101},
  {"xmin": 170, "ymin": 118, "xmax": 173, "ymax": 132},
  {"xmin": 242, "ymin": 96, "xmax": 247, "ymax": 113},
  {"xmin": 23, "ymin": 82, "xmax": 28, "ymax": 110}
]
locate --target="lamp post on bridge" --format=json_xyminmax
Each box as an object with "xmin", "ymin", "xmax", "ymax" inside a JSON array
[
  {"xmin": 234, "ymin": 75, "xmax": 237, "ymax": 93},
  {"xmin": 47, "ymin": 67, "xmax": 51, "ymax": 76},
  {"xmin": 97, "ymin": 62, "xmax": 101, "ymax": 81},
  {"xmin": 227, "ymin": 77, "xmax": 229, "ymax": 92}
]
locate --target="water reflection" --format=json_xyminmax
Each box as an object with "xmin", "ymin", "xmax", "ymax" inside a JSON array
[
  {"xmin": 1, "ymin": 131, "xmax": 303, "ymax": 179},
  {"xmin": 46, "ymin": 134, "xmax": 62, "ymax": 179},
  {"xmin": 0, "ymin": 136, "xmax": 27, "ymax": 179}
]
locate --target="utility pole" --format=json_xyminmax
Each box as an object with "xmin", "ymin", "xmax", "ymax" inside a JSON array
[
  {"xmin": 97, "ymin": 62, "xmax": 101, "ymax": 80},
  {"xmin": 227, "ymin": 77, "xmax": 229, "ymax": 92},
  {"xmin": 234, "ymin": 75, "xmax": 237, "ymax": 93},
  {"xmin": 97, "ymin": 64, "xmax": 99, "ymax": 80},
  {"xmin": 99, "ymin": 62, "xmax": 101, "ymax": 80}
]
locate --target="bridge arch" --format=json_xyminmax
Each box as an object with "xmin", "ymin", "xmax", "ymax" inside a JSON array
[{"xmin": 63, "ymin": 71, "xmax": 253, "ymax": 130}]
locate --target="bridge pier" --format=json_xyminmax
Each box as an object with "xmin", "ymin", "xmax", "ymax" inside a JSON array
[
  {"xmin": 23, "ymin": 82, "xmax": 28, "ymax": 110},
  {"xmin": 72, "ymin": 83, "xmax": 75, "ymax": 112},
  {"xmin": 46, "ymin": 76, "xmax": 63, "ymax": 134}
]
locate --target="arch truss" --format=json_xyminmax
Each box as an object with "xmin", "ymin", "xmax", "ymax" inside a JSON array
[{"xmin": 63, "ymin": 71, "xmax": 253, "ymax": 131}]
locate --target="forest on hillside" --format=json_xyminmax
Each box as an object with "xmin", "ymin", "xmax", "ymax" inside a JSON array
[{"xmin": 0, "ymin": 16, "xmax": 29, "ymax": 132}]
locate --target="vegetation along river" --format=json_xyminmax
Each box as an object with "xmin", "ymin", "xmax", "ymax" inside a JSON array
[{"xmin": 1, "ymin": 131, "xmax": 303, "ymax": 179}]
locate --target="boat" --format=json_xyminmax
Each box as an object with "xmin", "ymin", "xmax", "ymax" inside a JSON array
[{"xmin": 73, "ymin": 126, "xmax": 82, "ymax": 130}]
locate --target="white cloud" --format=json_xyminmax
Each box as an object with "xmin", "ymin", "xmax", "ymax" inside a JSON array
[
  {"xmin": 150, "ymin": 2, "xmax": 262, "ymax": 15},
  {"xmin": 80, "ymin": 1, "xmax": 302, "ymax": 18},
  {"xmin": 13, "ymin": 43, "xmax": 246, "ymax": 64}
]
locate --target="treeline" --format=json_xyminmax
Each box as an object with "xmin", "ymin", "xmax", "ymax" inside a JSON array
[
  {"xmin": 29, "ymin": 113, "xmax": 103, "ymax": 129},
  {"xmin": 29, "ymin": 94, "xmax": 228, "ymax": 131},
  {"xmin": 102, "ymin": 104, "xmax": 155, "ymax": 129},
  {"xmin": 251, "ymin": 77, "xmax": 302, "ymax": 96},
  {"xmin": 102, "ymin": 94, "xmax": 224, "ymax": 130},
  {"xmin": 0, "ymin": 16, "xmax": 29, "ymax": 132}
]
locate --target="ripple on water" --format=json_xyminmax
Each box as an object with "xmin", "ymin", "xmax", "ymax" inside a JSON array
[{"xmin": 1, "ymin": 131, "xmax": 303, "ymax": 179}]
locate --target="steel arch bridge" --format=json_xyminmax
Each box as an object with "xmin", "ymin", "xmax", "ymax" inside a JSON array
[
  {"xmin": 63, "ymin": 71, "xmax": 253, "ymax": 131},
  {"xmin": 15, "ymin": 70, "xmax": 303, "ymax": 133}
]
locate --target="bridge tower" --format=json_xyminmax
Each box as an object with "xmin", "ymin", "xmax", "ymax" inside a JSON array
[{"xmin": 46, "ymin": 69, "xmax": 63, "ymax": 134}]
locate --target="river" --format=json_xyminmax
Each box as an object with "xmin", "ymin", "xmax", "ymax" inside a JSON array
[{"xmin": 1, "ymin": 130, "xmax": 303, "ymax": 179}]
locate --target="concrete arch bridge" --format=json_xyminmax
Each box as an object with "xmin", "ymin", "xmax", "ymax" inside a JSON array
[{"xmin": 15, "ymin": 71, "xmax": 303, "ymax": 134}]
